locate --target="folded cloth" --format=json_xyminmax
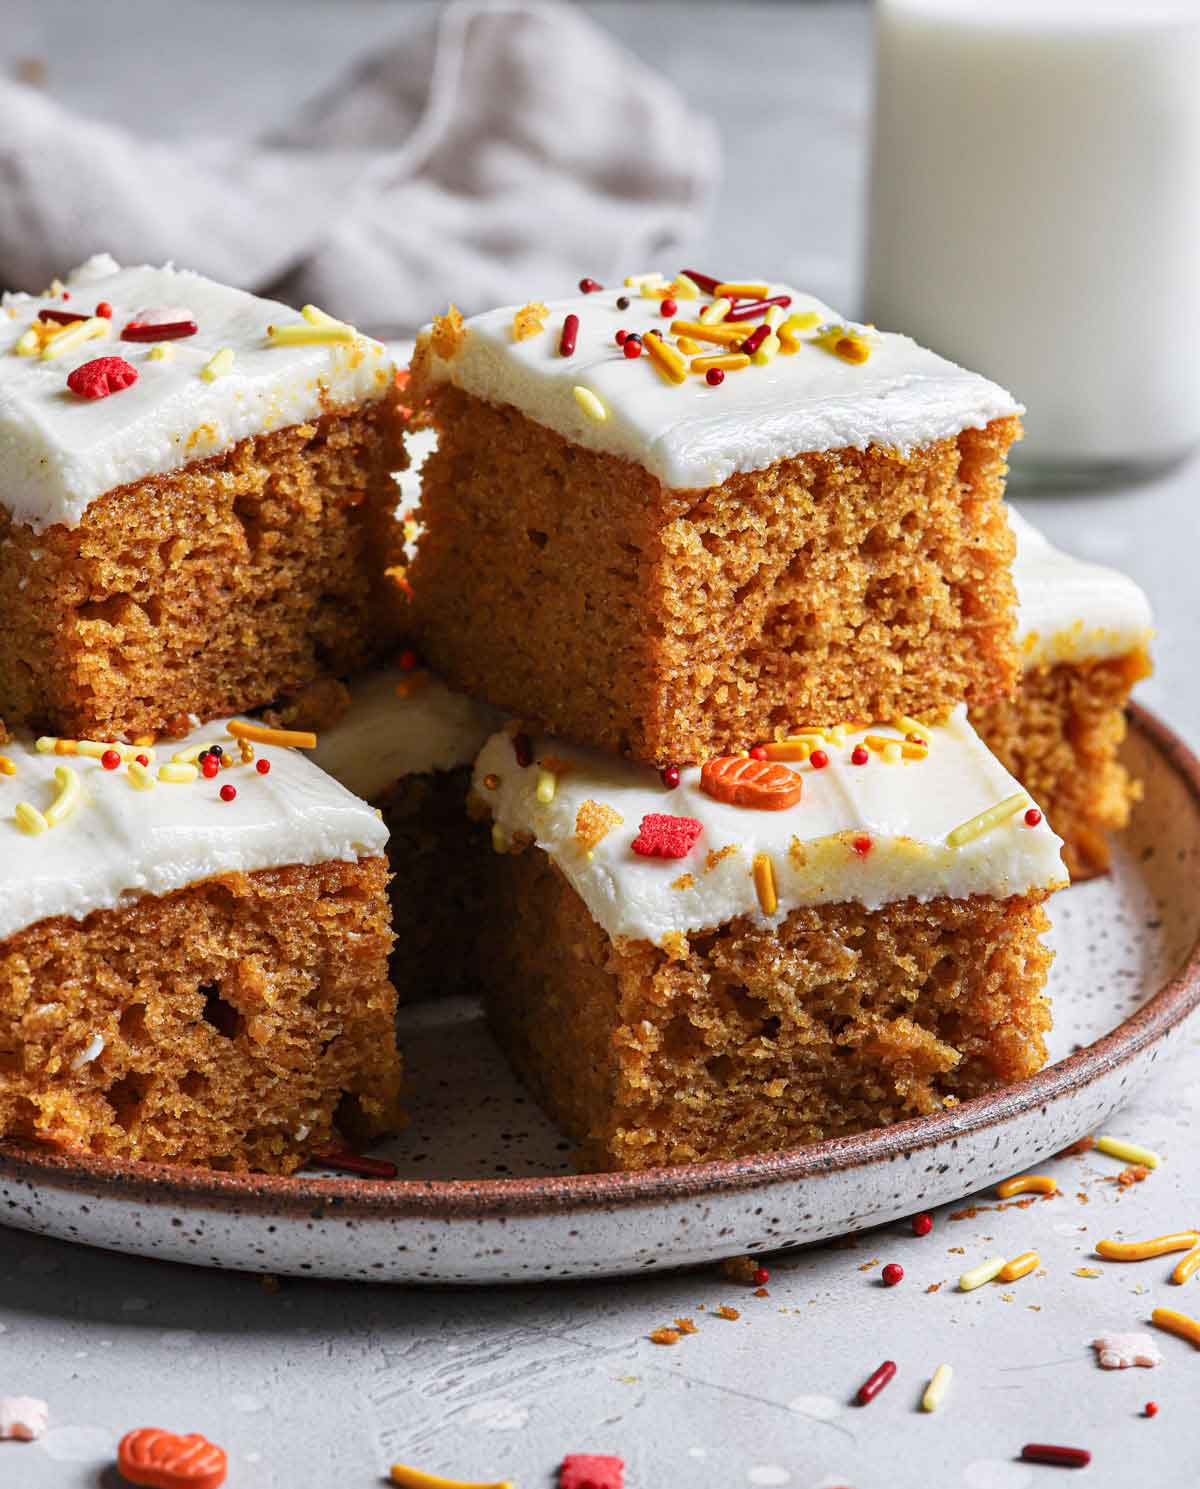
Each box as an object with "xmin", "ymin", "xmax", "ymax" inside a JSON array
[{"xmin": 0, "ymin": 0, "xmax": 719, "ymax": 334}]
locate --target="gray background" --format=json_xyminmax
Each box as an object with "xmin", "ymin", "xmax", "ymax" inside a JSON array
[{"xmin": 3, "ymin": 4, "xmax": 1200, "ymax": 1486}]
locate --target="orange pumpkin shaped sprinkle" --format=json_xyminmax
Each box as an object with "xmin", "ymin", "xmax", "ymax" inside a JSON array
[
  {"xmin": 117, "ymin": 1427, "xmax": 228, "ymax": 1489},
  {"xmin": 700, "ymin": 755, "xmax": 802, "ymax": 811}
]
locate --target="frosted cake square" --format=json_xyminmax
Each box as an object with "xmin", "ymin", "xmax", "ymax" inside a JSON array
[
  {"xmin": 469, "ymin": 709, "xmax": 1066, "ymax": 1171},
  {"xmin": 0, "ymin": 256, "xmax": 405, "ymax": 740},
  {"xmin": 408, "ymin": 270, "xmax": 1023, "ymax": 766}
]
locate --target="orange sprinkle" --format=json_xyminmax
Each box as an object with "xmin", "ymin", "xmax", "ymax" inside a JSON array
[
  {"xmin": 715, "ymin": 282, "xmax": 770, "ymax": 299},
  {"xmin": 669, "ymin": 320, "xmax": 745, "ymax": 347},
  {"xmin": 864, "ymin": 734, "xmax": 928, "ymax": 760},
  {"xmin": 1097, "ymin": 1232, "xmax": 1199, "ymax": 1263},
  {"xmin": 996, "ymin": 1175, "xmax": 1058, "ymax": 1200},
  {"xmin": 752, "ymin": 852, "xmax": 778, "ymax": 915},
  {"xmin": 0, "ymin": 756, "xmax": 14, "ymax": 776},
  {"xmin": 226, "ymin": 720, "xmax": 317, "ymax": 749},
  {"xmin": 690, "ymin": 352, "xmax": 750, "ymax": 374},
  {"xmin": 1151, "ymin": 1307, "xmax": 1200, "ymax": 1349},
  {"xmin": 643, "ymin": 333, "xmax": 687, "ymax": 385},
  {"xmin": 998, "ymin": 1251, "xmax": 1040, "ymax": 1283},
  {"xmin": 1172, "ymin": 1247, "xmax": 1200, "ymax": 1285}
]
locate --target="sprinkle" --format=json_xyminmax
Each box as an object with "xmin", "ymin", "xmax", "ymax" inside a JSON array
[
  {"xmin": 315, "ymin": 1148, "xmax": 398, "ymax": 1179},
  {"xmin": 852, "ymin": 834, "xmax": 872, "ymax": 857},
  {"xmin": 256, "ymin": 758, "xmax": 271, "ymax": 776},
  {"xmin": 632, "ymin": 813, "xmax": 703, "ymax": 860},
  {"xmin": 809, "ymin": 749, "xmax": 829, "ymax": 770},
  {"xmin": 921, "ymin": 1363, "xmax": 952, "ymax": 1412},
  {"xmin": 1146, "ymin": 1401, "xmax": 1159, "ymax": 1416},
  {"xmin": 200, "ymin": 755, "xmax": 220, "ymax": 779},
  {"xmin": 219, "ymin": 784, "xmax": 237, "ymax": 802},
  {"xmin": 724, "ymin": 294, "xmax": 793, "ymax": 322},
  {"xmin": 572, "ymin": 385, "xmax": 608, "ymax": 421},
  {"xmin": 996, "ymin": 1174, "xmax": 1058, "ymax": 1199},
  {"xmin": 946, "ymin": 792, "xmax": 1028, "ymax": 847},
  {"xmin": 147, "ymin": 344, "xmax": 175, "ymax": 361},
  {"xmin": 560, "ymin": 1455, "xmax": 624, "ymax": 1489},
  {"xmin": 200, "ymin": 346, "xmax": 235, "ymax": 381},
  {"xmin": 267, "ymin": 310, "xmax": 357, "ymax": 345},
  {"xmin": 814, "ymin": 323, "xmax": 873, "ymax": 364},
  {"xmin": 750, "ymin": 332, "xmax": 781, "ymax": 366},
  {"xmin": 622, "ymin": 337, "xmax": 643, "ymax": 359},
  {"xmin": 1096, "ymin": 1231, "xmax": 1198, "ymax": 1262},
  {"xmin": 38, "ymin": 308, "xmax": 86, "ymax": 326},
  {"xmin": 998, "ymin": 1251, "xmax": 1040, "ymax": 1283},
  {"xmin": 44, "ymin": 765, "xmax": 80, "ymax": 826},
  {"xmin": 959, "ymin": 1255, "xmax": 1006, "ymax": 1291},
  {"xmin": 850, "ymin": 744, "xmax": 869, "ymax": 766},
  {"xmin": 753, "ymin": 1266, "xmax": 770, "ymax": 1285},
  {"xmin": 643, "ymin": 334, "xmax": 688, "ymax": 385},
  {"xmin": 66, "ymin": 355, "xmax": 138, "ymax": 399},
  {"xmin": 578, "ymin": 277, "xmax": 604, "ymax": 294},
  {"xmin": 158, "ymin": 762, "xmax": 199, "ymax": 784},
  {"xmin": 95, "ymin": 300, "xmax": 113, "ymax": 318},
  {"xmin": 0, "ymin": 1396, "xmax": 49, "ymax": 1441},
  {"xmin": 127, "ymin": 760, "xmax": 155, "ymax": 792},
  {"xmin": 715, "ymin": 281, "xmax": 771, "ymax": 299},
  {"xmin": 1096, "ymin": 1134, "xmax": 1162, "ymax": 1168},
  {"xmin": 649, "ymin": 1327, "xmax": 681, "ymax": 1346},
  {"xmin": 752, "ymin": 852, "xmax": 778, "ymax": 914},
  {"xmin": 615, "ymin": 296, "xmax": 630, "ymax": 310},
  {"xmin": 13, "ymin": 328, "xmax": 39, "ymax": 356},
  {"xmin": 660, "ymin": 765, "xmax": 681, "ymax": 789},
  {"xmin": 559, "ymin": 313, "xmax": 580, "ymax": 357},
  {"xmin": 535, "ymin": 767, "xmax": 557, "ymax": 804},
  {"xmin": 1093, "ymin": 1333, "xmax": 1162, "ymax": 1369},
  {"xmin": 690, "ymin": 352, "xmax": 750, "ymax": 375},
  {"xmin": 1024, "ymin": 807, "xmax": 1043, "ymax": 827},
  {"xmin": 1021, "ymin": 1444, "xmax": 1091, "ymax": 1469},
  {"xmin": 226, "ymin": 720, "xmax": 317, "ymax": 749},
  {"xmin": 120, "ymin": 319, "xmax": 198, "ymax": 342},
  {"xmin": 777, "ymin": 310, "xmax": 822, "ymax": 352},
  {"xmin": 512, "ymin": 302, "xmax": 548, "ymax": 341},
  {"xmin": 699, "ymin": 297, "xmax": 733, "ymax": 324},
  {"xmin": 913, "ymin": 1213, "xmax": 933, "ymax": 1236},
  {"xmin": 37, "ymin": 738, "xmax": 150, "ymax": 764},
  {"xmin": 389, "ymin": 1464, "xmax": 513, "ymax": 1489},
  {"xmin": 40, "ymin": 315, "xmax": 108, "ymax": 360},
  {"xmin": 70, "ymin": 1032, "xmax": 105, "ymax": 1071},
  {"xmin": 660, "ymin": 298, "xmax": 678, "ymax": 318},
  {"xmin": 856, "ymin": 1360, "xmax": 896, "ymax": 1405},
  {"xmin": 738, "ymin": 324, "xmax": 771, "ymax": 358},
  {"xmin": 881, "ymin": 742, "xmax": 902, "ymax": 764},
  {"xmin": 1152, "ymin": 1306, "xmax": 1200, "ymax": 1348},
  {"xmin": 679, "ymin": 268, "xmax": 723, "ymax": 295},
  {"xmin": 0, "ymin": 756, "xmax": 14, "ymax": 776},
  {"xmin": 761, "ymin": 740, "xmax": 811, "ymax": 762},
  {"xmin": 881, "ymin": 1263, "xmax": 904, "ymax": 1286},
  {"xmin": 864, "ymin": 734, "xmax": 927, "ymax": 760},
  {"xmin": 676, "ymin": 336, "xmax": 702, "ymax": 355},
  {"xmin": 14, "ymin": 801, "xmax": 47, "ymax": 835},
  {"xmin": 171, "ymin": 741, "xmax": 219, "ymax": 765},
  {"xmin": 670, "ymin": 319, "xmax": 747, "ymax": 346},
  {"xmin": 624, "ymin": 272, "xmax": 666, "ymax": 289},
  {"xmin": 99, "ymin": 748, "xmax": 122, "ymax": 771}
]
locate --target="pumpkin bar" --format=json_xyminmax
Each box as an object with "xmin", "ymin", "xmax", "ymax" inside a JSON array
[
  {"xmin": 0, "ymin": 720, "xmax": 400, "ymax": 1174},
  {"xmin": 469, "ymin": 709, "xmax": 1066, "ymax": 1171},
  {"xmin": 408, "ymin": 270, "xmax": 1023, "ymax": 766},
  {"xmin": 0, "ymin": 255, "xmax": 404, "ymax": 740}
]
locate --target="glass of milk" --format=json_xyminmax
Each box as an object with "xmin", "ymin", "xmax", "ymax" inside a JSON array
[{"xmin": 865, "ymin": 0, "xmax": 1200, "ymax": 483}]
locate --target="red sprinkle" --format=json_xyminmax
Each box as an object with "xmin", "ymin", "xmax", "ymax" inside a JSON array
[
  {"xmin": 724, "ymin": 294, "xmax": 793, "ymax": 322},
  {"xmin": 752, "ymin": 1266, "xmax": 770, "ymax": 1286},
  {"xmin": 38, "ymin": 308, "xmax": 84, "ymax": 326},
  {"xmin": 219, "ymin": 784, "xmax": 237, "ymax": 803},
  {"xmin": 1145, "ymin": 1402, "xmax": 1159, "ymax": 1418},
  {"xmin": 749, "ymin": 745, "xmax": 768, "ymax": 760},
  {"xmin": 615, "ymin": 330, "xmax": 628, "ymax": 346},
  {"xmin": 101, "ymin": 749, "xmax": 121, "ymax": 771},
  {"xmin": 398, "ymin": 648, "xmax": 420, "ymax": 672},
  {"xmin": 512, "ymin": 732, "xmax": 534, "ymax": 768},
  {"xmin": 809, "ymin": 749, "xmax": 829, "ymax": 770},
  {"xmin": 680, "ymin": 269, "xmax": 723, "ymax": 296},
  {"xmin": 631, "ymin": 813, "xmax": 703, "ymax": 860},
  {"xmin": 623, "ymin": 337, "xmax": 643, "ymax": 359},
  {"xmin": 560, "ymin": 313, "xmax": 580, "ymax": 357},
  {"xmin": 856, "ymin": 1360, "xmax": 897, "ymax": 1406},
  {"xmin": 578, "ymin": 278, "xmax": 604, "ymax": 294},
  {"xmin": 851, "ymin": 745, "xmax": 870, "ymax": 766},
  {"xmin": 66, "ymin": 356, "xmax": 139, "ymax": 400},
  {"xmin": 739, "ymin": 324, "xmax": 771, "ymax": 357},
  {"xmin": 660, "ymin": 764, "xmax": 681, "ymax": 790},
  {"xmin": 120, "ymin": 319, "xmax": 199, "ymax": 342},
  {"xmin": 201, "ymin": 756, "xmax": 220, "ymax": 779},
  {"xmin": 314, "ymin": 1149, "xmax": 398, "ymax": 1179},
  {"xmin": 706, "ymin": 368, "xmax": 725, "ymax": 387},
  {"xmin": 852, "ymin": 834, "xmax": 873, "ymax": 857},
  {"xmin": 881, "ymin": 1263, "xmax": 904, "ymax": 1287},
  {"xmin": 912, "ymin": 1212, "xmax": 933, "ymax": 1237},
  {"xmin": 1021, "ymin": 1445, "xmax": 1091, "ymax": 1469},
  {"xmin": 135, "ymin": 753, "xmax": 150, "ymax": 768},
  {"xmin": 256, "ymin": 758, "xmax": 271, "ymax": 775},
  {"xmin": 660, "ymin": 298, "xmax": 678, "ymax": 318},
  {"xmin": 559, "ymin": 1453, "xmax": 624, "ymax": 1489},
  {"xmin": 95, "ymin": 301, "xmax": 113, "ymax": 319},
  {"xmin": 1024, "ymin": 807, "xmax": 1043, "ymax": 827}
]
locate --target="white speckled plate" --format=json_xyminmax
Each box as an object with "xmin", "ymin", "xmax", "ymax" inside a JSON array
[{"xmin": 2, "ymin": 706, "xmax": 1197, "ymax": 1283}]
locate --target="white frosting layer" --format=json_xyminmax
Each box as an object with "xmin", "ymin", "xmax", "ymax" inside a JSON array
[
  {"xmin": 419, "ymin": 280, "xmax": 1021, "ymax": 489},
  {"xmin": 1011, "ymin": 509, "xmax": 1154, "ymax": 668},
  {"xmin": 310, "ymin": 669, "xmax": 500, "ymax": 802},
  {"xmin": 0, "ymin": 256, "xmax": 394, "ymax": 532},
  {"xmin": 472, "ymin": 707, "xmax": 1066, "ymax": 945},
  {"xmin": 0, "ymin": 722, "xmax": 388, "ymax": 942}
]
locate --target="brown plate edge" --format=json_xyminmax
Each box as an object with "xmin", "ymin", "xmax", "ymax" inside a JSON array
[{"xmin": 2, "ymin": 702, "xmax": 1197, "ymax": 1222}]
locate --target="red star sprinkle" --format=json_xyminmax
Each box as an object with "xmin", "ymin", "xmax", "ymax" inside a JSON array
[
  {"xmin": 560, "ymin": 1454, "xmax": 624, "ymax": 1489},
  {"xmin": 66, "ymin": 356, "xmax": 139, "ymax": 400},
  {"xmin": 631, "ymin": 813, "xmax": 703, "ymax": 859}
]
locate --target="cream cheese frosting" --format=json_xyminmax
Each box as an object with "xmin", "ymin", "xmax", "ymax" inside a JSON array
[
  {"xmin": 418, "ymin": 278, "xmax": 1021, "ymax": 489},
  {"xmin": 0, "ymin": 255, "xmax": 394, "ymax": 532},
  {"xmin": 0, "ymin": 721, "xmax": 388, "ymax": 942},
  {"xmin": 472, "ymin": 707, "xmax": 1066, "ymax": 946},
  {"xmin": 310, "ymin": 668, "xmax": 500, "ymax": 802},
  {"xmin": 1011, "ymin": 509, "xmax": 1154, "ymax": 669}
]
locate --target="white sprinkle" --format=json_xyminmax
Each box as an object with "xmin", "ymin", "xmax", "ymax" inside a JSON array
[{"xmin": 70, "ymin": 1032, "xmax": 104, "ymax": 1071}]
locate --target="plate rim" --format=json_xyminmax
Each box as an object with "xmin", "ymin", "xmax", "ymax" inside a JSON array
[{"xmin": 3, "ymin": 702, "xmax": 1198, "ymax": 1222}]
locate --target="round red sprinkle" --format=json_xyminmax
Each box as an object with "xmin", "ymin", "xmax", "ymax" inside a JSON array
[
  {"xmin": 398, "ymin": 648, "xmax": 420, "ymax": 672},
  {"xmin": 1024, "ymin": 807, "xmax": 1043, "ymax": 827},
  {"xmin": 219, "ymin": 784, "xmax": 237, "ymax": 803},
  {"xmin": 809, "ymin": 749, "xmax": 829, "ymax": 770},
  {"xmin": 256, "ymin": 758, "xmax": 271, "ymax": 775},
  {"xmin": 615, "ymin": 329, "xmax": 629, "ymax": 346},
  {"xmin": 95, "ymin": 301, "xmax": 112, "ymax": 319},
  {"xmin": 100, "ymin": 749, "xmax": 121, "ymax": 771},
  {"xmin": 578, "ymin": 277, "xmax": 603, "ymax": 294},
  {"xmin": 752, "ymin": 1266, "xmax": 769, "ymax": 1286},
  {"xmin": 660, "ymin": 764, "xmax": 681, "ymax": 790},
  {"xmin": 706, "ymin": 368, "xmax": 725, "ymax": 387},
  {"xmin": 660, "ymin": 298, "xmax": 678, "ymax": 317},
  {"xmin": 912, "ymin": 1212, "xmax": 933, "ymax": 1236},
  {"xmin": 852, "ymin": 833, "xmax": 873, "ymax": 857},
  {"xmin": 881, "ymin": 1263, "xmax": 904, "ymax": 1287},
  {"xmin": 135, "ymin": 753, "xmax": 150, "ymax": 768},
  {"xmin": 623, "ymin": 338, "xmax": 643, "ymax": 359},
  {"xmin": 201, "ymin": 756, "xmax": 220, "ymax": 779},
  {"xmin": 1145, "ymin": 1401, "xmax": 1159, "ymax": 1417},
  {"xmin": 851, "ymin": 745, "xmax": 869, "ymax": 766},
  {"xmin": 749, "ymin": 745, "xmax": 767, "ymax": 760}
]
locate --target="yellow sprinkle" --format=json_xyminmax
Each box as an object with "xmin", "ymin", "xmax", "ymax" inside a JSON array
[
  {"xmin": 227, "ymin": 720, "xmax": 317, "ymax": 749},
  {"xmin": 147, "ymin": 343, "xmax": 175, "ymax": 362},
  {"xmin": 996, "ymin": 1174, "xmax": 1058, "ymax": 1199},
  {"xmin": 490, "ymin": 821, "xmax": 507, "ymax": 853},
  {"xmin": 863, "ymin": 734, "xmax": 927, "ymax": 761},
  {"xmin": 894, "ymin": 714, "xmax": 926, "ymax": 737},
  {"xmin": 14, "ymin": 801, "xmax": 48, "ymax": 835},
  {"xmin": 127, "ymin": 760, "xmax": 155, "ymax": 792},
  {"xmin": 1172, "ymin": 1246, "xmax": 1200, "ymax": 1285},
  {"xmin": 752, "ymin": 852, "xmax": 778, "ymax": 915},
  {"xmin": 762, "ymin": 740, "xmax": 812, "ymax": 762},
  {"xmin": 765, "ymin": 305, "xmax": 786, "ymax": 330},
  {"xmin": 1096, "ymin": 1231, "xmax": 1198, "ymax": 1262},
  {"xmin": 158, "ymin": 763, "xmax": 198, "ymax": 784},
  {"xmin": 813, "ymin": 324, "xmax": 872, "ymax": 364},
  {"xmin": 44, "ymin": 764, "xmax": 81, "ymax": 826},
  {"xmin": 200, "ymin": 346, "xmax": 235, "ymax": 381},
  {"xmin": 535, "ymin": 767, "xmax": 557, "ymax": 804},
  {"xmin": 826, "ymin": 724, "xmax": 848, "ymax": 746},
  {"xmin": 676, "ymin": 336, "xmax": 702, "ymax": 355},
  {"xmin": 572, "ymin": 385, "xmax": 608, "ymax": 421},
  {"xmin": 751, "ymin": 332, "xmax": 781, "ymax": 366},
  {"xmin": 14, "ymin": 328, "xmax": 39, "ymax": 356},
  {"xmin": 959, "ymin": 1255, "xmax": 1006, "ymax": 1291},
  {"xmin": 699, "ymin": 297, "xmax": 732, "ymax": 325},
  {"xmin": 1096, "ymin": 1135, "xmax": 1162, "ymax": 1169},
  {"xmin": 777, "ymin": 310, "xmax": 822, "ymax": 353},
  {"xmin": 644, "ymin": 334, "xmax": 688, "ymax": 385},
  {"xmin": 0, "ymin": 756, "xmax": 14, "ymax": 776},
  {"xmin": 998, "ymin": 1251, "xmax": 1040, "ymax": 1283},
  {"xmin": 672, "ymin": 273, "xmax": 701, "ymax": 299},
  {"xmin": 1151, "ymin": 1306, "xmax": 1200, "ymax": 1349},
  {"xmin": 300, "ymin": 303, "xmax": 344, "ymax": 327},
  {"xmin": 170, "ymin": 741, "xmax": 222, "ymax": 764},
  {"xmin": 624, "ymin": 271, "xmax": 665, "ymax": 289},
  {"xmin": 267, "ymin": 320, "xmax": 356, "ymax": 346},
  {"xmin": 389, "ymin": 1464, "xmax": 513, "ymax": 1489},
  {"xmin": 690, "ymin": 353, "xmax": 750, "ymax": 375},
  {"xmin": 946, "ymin": 792, "xmax": 1028, "ymax": 848},
  {"xmin": 40, "ymin": 316, "xmax": 108, "ymax": 361},
  {"xmin": 669, "ymin": 320, "xmax": 746, "ymax": 346},
  {"xmin": 921, "ymin": 1362, "xmax": 953, "ymax": 1412},
  {"xmin": 881, "ymin": 741, "xmax": 902, "ymax": 765},
  {"xmin": 715, "ymin": 281, "xmax": 770, "ymax": 299}
]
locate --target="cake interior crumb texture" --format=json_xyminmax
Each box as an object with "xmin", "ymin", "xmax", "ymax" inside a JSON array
[
  {"xmin": 976, "ymin": 649, "xmax": 1152, "ymax": 880},
  {"xmin": 482, "ymin": 851, "xmax": 1053, "ymax": 1172},
  {"xmin": 410, "ymin": 386, "xmax": 1021, "ymax": 765},
  {"xmin": 0, "ymin": 397, "xmax": 405, "ymax": 740},
  {"xmin": 0, "ymin": 858, "xmax": 401, "ymax": 1175}
]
